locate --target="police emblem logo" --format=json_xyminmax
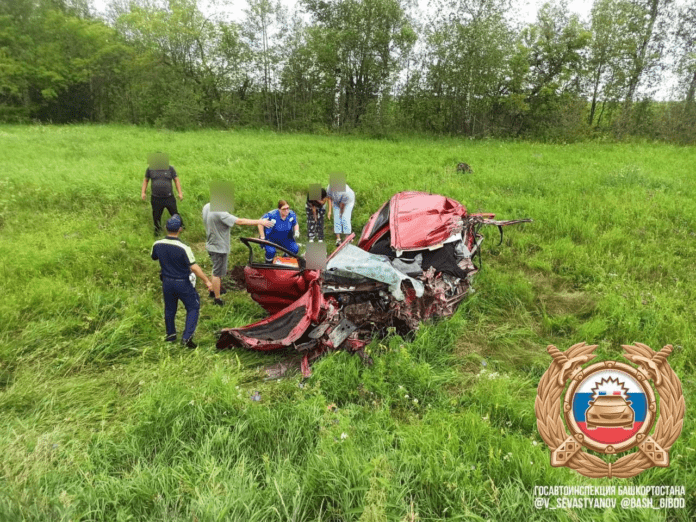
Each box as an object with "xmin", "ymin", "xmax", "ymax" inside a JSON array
[
  {"xmin": 564, "ymin": 364, "xmax": 655, "ymax": 454},
  {"xmin": 535, "ymin": 343, "xmax": 685, "ymax": 478}
]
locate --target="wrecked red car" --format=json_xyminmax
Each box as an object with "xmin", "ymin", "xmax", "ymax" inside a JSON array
[{"xmin": 218, "ymin": 191, "xmax": 530, "ymax": 376}]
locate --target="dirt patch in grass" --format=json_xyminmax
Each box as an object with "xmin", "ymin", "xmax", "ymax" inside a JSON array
[
  {"xmin": 223, "ymin": 265, "xmax": 247, "ymax": 291},
  {"xmin": 537, "ymin": 291, "xmax": 597, "ymax": 316},
  {"xmin": 521, "ymin": 267, "xmax": 598, "ymax": 316}
]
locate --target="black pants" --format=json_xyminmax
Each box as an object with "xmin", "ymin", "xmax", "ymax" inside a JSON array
[{"xmin": 151, "ymin": 196, "xmax": 180, "ymax": 233}]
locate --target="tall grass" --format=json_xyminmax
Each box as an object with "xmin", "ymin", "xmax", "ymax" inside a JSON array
[{"xmin": 0, "ymin": 125, "xmax": 694, "ymax": 520}]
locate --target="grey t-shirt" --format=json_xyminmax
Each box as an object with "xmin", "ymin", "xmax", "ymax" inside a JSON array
[
  {"xmin": 202, "ymin": 203, "xmax": 238, "ymax": 254},
  {"xmin": 146, "ymin": 166, "xmax": 178, "ymax": 198}
]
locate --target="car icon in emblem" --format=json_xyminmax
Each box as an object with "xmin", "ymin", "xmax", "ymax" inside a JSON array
[{"xmin": 585, "ymin": 395, "xmax": 635, "ymax": 430}]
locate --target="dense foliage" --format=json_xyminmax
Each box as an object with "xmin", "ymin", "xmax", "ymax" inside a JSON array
[{"xmin": 0, "ymin": 0, "xmax": 695, "ymax": 141}]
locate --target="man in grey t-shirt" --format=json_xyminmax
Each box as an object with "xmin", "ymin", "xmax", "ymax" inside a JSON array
[{"xmin": 202, "ymin": 203, "xmax": 273, "ymax": 306}]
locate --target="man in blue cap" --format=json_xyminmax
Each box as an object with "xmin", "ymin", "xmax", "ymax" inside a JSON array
[{"xmin": 151, "ymin": 214, "xmax": 213, "ymax": 348}]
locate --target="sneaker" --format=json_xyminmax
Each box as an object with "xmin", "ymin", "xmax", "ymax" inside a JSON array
[
  {"xmin": 165, "ymin": 334, "xmax": 177, "ymax": 343},
  {"xmin": 209, "ymin": 288, "xmax": 228, "ymax": 299},
  {"xmin": 213, "ymin": 298, "xmax": 224, "ymax": 306},
  {"xmin": 335, "ymin": 239, "xmax": 341, "ymax": 247},
  {"xmin": 182, "ymin": 338, "xmax": 197, "ymax": 349}
]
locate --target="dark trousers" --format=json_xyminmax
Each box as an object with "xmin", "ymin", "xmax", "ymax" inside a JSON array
[
  {"xmin": 151, "ymin": 196, "xmax": 179, "ymax": 233},
  {"xmin": 306, "ymin": 204, "xmax": 325, "ymax": 240},
  {"xmin": 162, "ymin": 278, "xmax": 200, "ymax": 341}
]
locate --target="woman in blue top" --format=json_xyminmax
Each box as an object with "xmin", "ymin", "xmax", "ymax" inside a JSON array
[{"xmin": 258, "ymin": 200, "xmax": 300, "ymax": 263}]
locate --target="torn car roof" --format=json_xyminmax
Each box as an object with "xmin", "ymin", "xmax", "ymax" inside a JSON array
[{"xmin": 386, "ymin": 192, "xmax": 468, "ymax": 252}]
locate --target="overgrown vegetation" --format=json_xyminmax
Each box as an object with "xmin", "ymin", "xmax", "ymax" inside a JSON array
[
  {"xmin": 1, "ymin": 0, "xmax": 695, "ymax": 143},
  {"xmin": 0, "ymin": 125, "xmax": 695, "ymax": 520}
]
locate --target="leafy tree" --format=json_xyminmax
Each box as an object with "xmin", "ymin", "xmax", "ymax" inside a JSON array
[
  {"xmin": 586, "ymin": 0, "xmax": 636, "ymax": 126},
  {"xmin": 300, "ymin": 0, "xmax": 416, "ymax": 129},
  {"xmin": 621, "ymin": 0, "xmax": 674, "ymax": 108},
  {"xmin": 519, "ymin": 2, "xmax": 589, "ymax": 98},
  {"xmin": 278, "ymin": 12, "xmax": 327, "ymax": 130},
  {"xmin": 242, "ymin": 0, "xmax": 288, "ymax": 128},
  {"xmin": 511, "ymin": 1, "xmax": 590, "ymax": 138},
  {"xmin": 418, "ymin": 0, "xmax": 515, "ymax": 135},
  {"xmin": 674, "ymin": 2, "xmax": 696, "ymax": 105},
  {"xmin": 114, "ymin": 0, "xmax": 251, "ymax": 127},
  {"xmin": 0, "ymin": 0, "xmax": 128, "ymax": 122}
]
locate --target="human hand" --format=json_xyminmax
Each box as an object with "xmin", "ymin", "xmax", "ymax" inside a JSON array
[
  {"xmin": 295, "ymin": 229, "xmax": 300, "ymax": 238},
  {"xmin": 141, "ymin": 193, "xmax": 146, "ymax": 201},
  {"xmin": 260, "ymin": 219, "xmax": 273, "ymax": 228},
  {"xmin": 179, "ymin": 193, "xmax": 184, "ymax": 201},
  {"xmin": 205, "ymin": 280, "xmax": 213, "ymax": 292}
]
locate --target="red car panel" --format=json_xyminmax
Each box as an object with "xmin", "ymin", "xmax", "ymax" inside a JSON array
[
  {"xmin": 238, "ymin": 237, "xmax": 319, "ymax": 315},
  {"xmin": 388, "ymin": 192, "xmax": 468, "ymax": 252},
  {"xmin": 244, "ymin": 265, "xmax": 319, "ymax": 315},
  {"xmin": 218, "ymin": 279, "xmax": 324, "ymax": 351},
  {"xmin": 358, "ymin": 200, "xmax": 389, "ymax": 246}
]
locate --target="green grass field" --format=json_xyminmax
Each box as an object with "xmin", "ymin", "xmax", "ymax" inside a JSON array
[{"xmin": 0, "ymin": 125, "xmax": 694, "ymax": 521}]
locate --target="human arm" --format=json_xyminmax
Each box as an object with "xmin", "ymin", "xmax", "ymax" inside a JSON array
[
  {"xmin": 190, "ymin": 263, "xmax": 213, "ymax": 292},
  {"xmin": 174, "ymin": 177, "xmax": 183, "ymax": 201},
  {"xmin": 256, "ymin": 213, "xmax": 274, "ymax": 238},
  {"xmin": 237, "ymin": 217, "xmax": 273, "ymax": 228},
  {"xmin": 141, "ymin": 178, "xmax": 149, "ymax": 200},
  {"xmin": 326, "ymin": 187, "xmax": 333, "ymax": 219}
]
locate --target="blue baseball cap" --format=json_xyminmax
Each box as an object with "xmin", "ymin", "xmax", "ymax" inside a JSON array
[{"xmin": 166, "ymin": 214, "xmax": 183, "ymax": 231}]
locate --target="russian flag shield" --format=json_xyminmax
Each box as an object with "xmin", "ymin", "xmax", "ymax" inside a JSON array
[{"xmin": 571, "ymin": 369, "xmax": 648, "ymax": 445}]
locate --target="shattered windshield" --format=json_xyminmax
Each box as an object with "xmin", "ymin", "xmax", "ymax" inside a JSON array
[{"xmin": 326, "ymin": 244, "xmax": 424, "ymax": 301}]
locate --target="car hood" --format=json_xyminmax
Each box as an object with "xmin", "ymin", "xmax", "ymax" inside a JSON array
[{"xmin": 361, "ymin": 191, "xmax": 468, "ymax": 253}]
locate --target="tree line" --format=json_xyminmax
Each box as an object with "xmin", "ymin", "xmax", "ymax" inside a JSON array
[{"xmin": 1, "ymin": 0, "xmax": 695, "ymax": 142}]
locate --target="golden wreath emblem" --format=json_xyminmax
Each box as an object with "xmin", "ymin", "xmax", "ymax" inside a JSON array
[{"xmin": 535, "ymin": 342, "xmax": 685, "ymax": 478}]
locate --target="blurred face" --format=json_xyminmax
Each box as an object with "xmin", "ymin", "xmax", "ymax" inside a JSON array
[{"xmin": 280, "ymin": 204, "xmax": 290, "ymax": 219}]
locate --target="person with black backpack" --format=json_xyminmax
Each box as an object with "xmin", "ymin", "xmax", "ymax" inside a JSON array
[{"xmin": 141, "ymin": 153, "xmax": 184, "ymax": 235}]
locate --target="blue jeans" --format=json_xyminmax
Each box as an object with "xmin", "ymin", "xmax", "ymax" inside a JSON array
[
  {"xmin": 263, "ymin": 238, "xmax": 299, "ymax": 262},
  {"xmin": 162, "ymin": 277, "xmax": 200, "ymax": 340},
  {"xmin": 332, "ymin": 200, "xmax": 354, "ymax": 234}
]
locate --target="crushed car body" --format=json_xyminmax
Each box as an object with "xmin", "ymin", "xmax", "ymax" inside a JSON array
[{"xmin": 217, "ymin": 191, "xmax": 531, "ymax": 376}]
